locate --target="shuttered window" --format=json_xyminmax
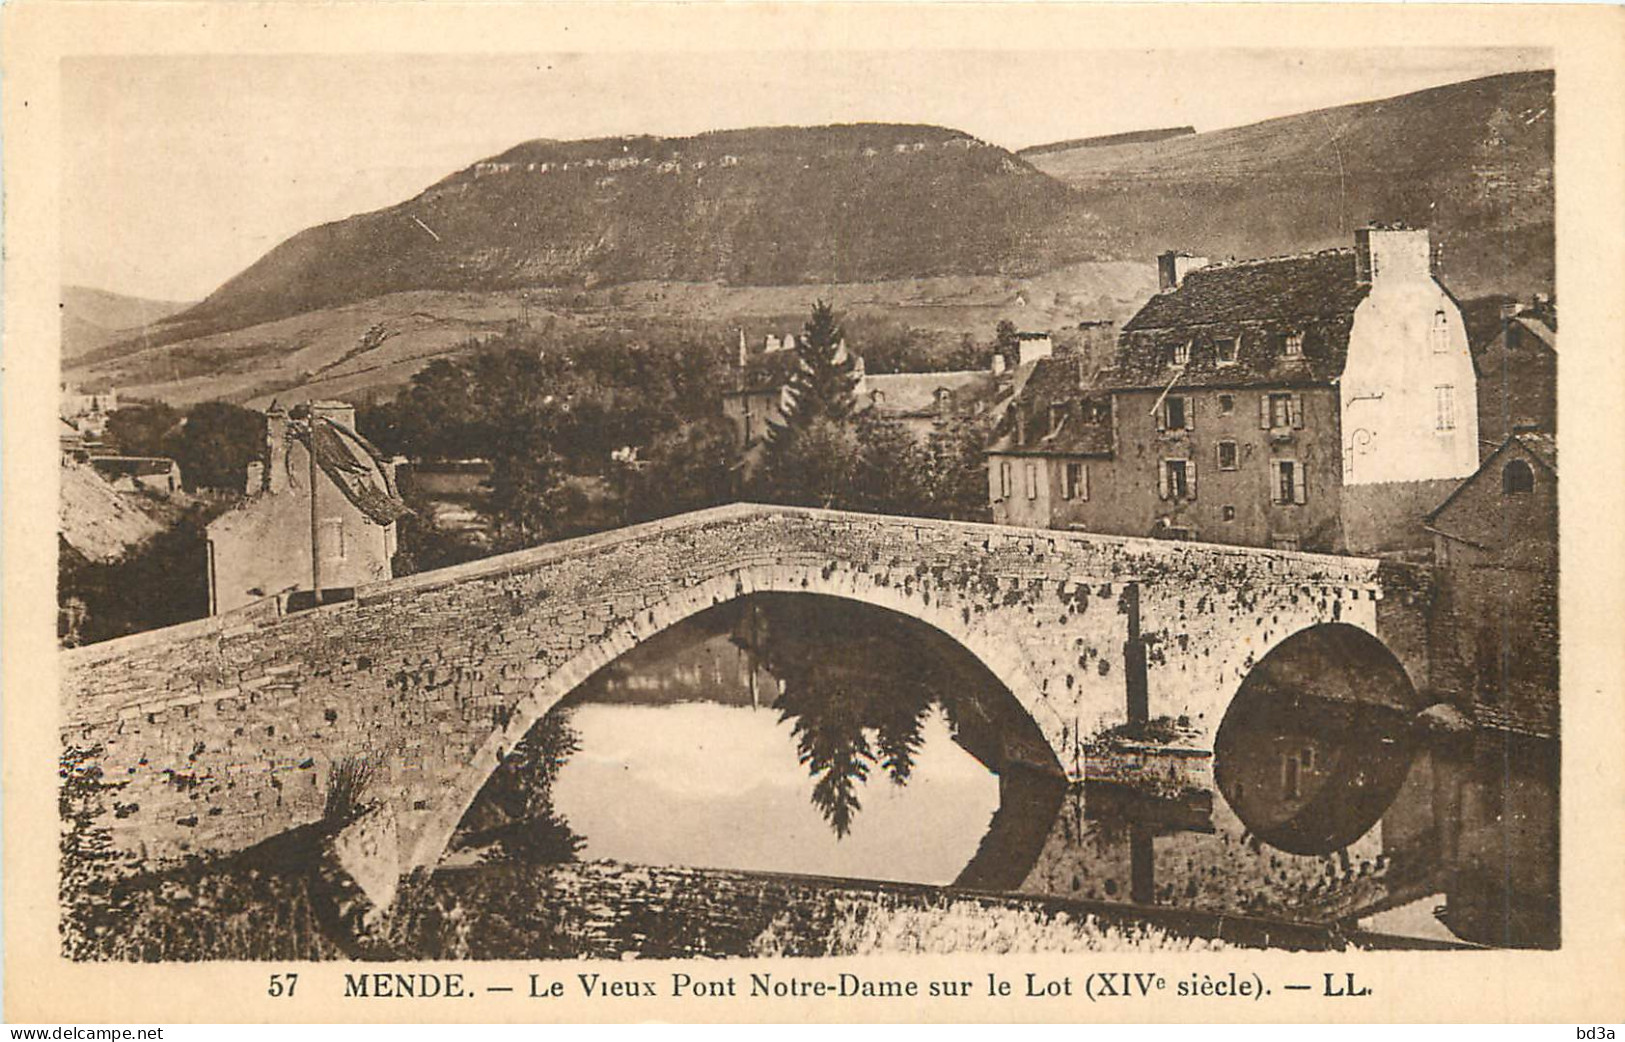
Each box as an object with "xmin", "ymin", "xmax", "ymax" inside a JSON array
[
  {"xmin": 999, "ymin": 461, "xmax": 1011, "ymax": 499},
  {"xmin": 1062, "ymin": 461, "xmax": 1088, "ymax": 501},
  {"xmin": 1161, "ymin": 459, "xmax": 1193, "ymax": 501},
  {"xmin": 1025, "ymin": 462, "xmax": 1038, "ymax": 500},
  {"xmin": 1272, "ymin": 460, "xmax": 1307, "ymax": 505},
  {"xmin": 1263, "ymin": 392, "xmax": 1304, "ymax": 430}
]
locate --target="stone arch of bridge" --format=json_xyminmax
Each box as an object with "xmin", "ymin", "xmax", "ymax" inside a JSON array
[
  {"xmin": 403, "ymin": 562, "xmax": 1069, "ymax": 874},
  {"xmin": 1233, "ymin": 619, "xmax": 1422, "ymax": 715}
]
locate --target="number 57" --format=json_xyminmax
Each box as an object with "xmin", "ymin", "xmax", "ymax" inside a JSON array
[{"xmin": 269, "ymin": 973, "xmax": 299, "ymax": 998}]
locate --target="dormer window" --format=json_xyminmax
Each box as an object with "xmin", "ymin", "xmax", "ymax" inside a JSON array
[
  {"xmin": 1284, "ymin": 331, "xmax": 1304, "ymax": 358},
  {"xmin": 1048, "ymin": 402, "xmax": 1070, "ymax": 432},
  {"xmin": 1215, "ymin": 337, "xmax": 1238, "ymax": 365},
  {"xmin": 1172, "ymin": 340, "xmax": 1191, "ymax": 366}
]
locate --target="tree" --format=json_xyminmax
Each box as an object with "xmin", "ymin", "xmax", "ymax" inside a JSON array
[
  {"xmin": 757, "ymin": 416, "xmax": 861, "ymax": 509},
  {"xmin": 768, "ymin": 300, "xmax": 861, "ymax": 439},
  {"xmin": 623, "ymin": 416, "xmax": 737, "ymax": 524},
  {"xmin": 995, "ymin": 320, "xmax": 1020, "ymax": 364},
  {"xmin": 850, "ymin": 412, "xmax": 929, "ymax": 516},
  {"xmin": 165, "ymin": 402, "xmax": 265, "ymax": 492},
  {"xmin": 922, "ymin": 412, "xmax": 994, "ymax": 522},
  {"xmin": 103, "ymin": 403, "xmax": 181, "ymax": 457}
]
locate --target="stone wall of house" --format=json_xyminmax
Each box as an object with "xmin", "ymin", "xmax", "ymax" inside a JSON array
[
  {"xmin": 62, "ymin": 503, "xmax": 1423, "ymax": 875},
  {"xmin": 1040, "ymin": 386, "xmax": 1347, "ymax": 553}
]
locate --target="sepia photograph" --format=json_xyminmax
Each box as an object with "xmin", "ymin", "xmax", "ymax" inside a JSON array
[{"xmin": 6, "ymin": 1, "xmax": 1624, "ymax": 1025}]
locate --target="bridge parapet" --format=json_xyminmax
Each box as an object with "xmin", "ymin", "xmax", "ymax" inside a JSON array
[{"xmin": 61, "ymin": 503, "xmax": 1431, "ymax": 875}]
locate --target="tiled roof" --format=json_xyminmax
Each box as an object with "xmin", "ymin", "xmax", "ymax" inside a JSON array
[
  {"xmin": 1426, "ymin": 432, "xmax": 1557, "ymax": 524},
  {"xmin": 88, "ymin": 456, "xmax": 178, "ymax": 478},
  {"xmin": 1515, "ymin": 315, "xmax": 1557, "ymax": 352},
  {"xmin": 864, "ymin": 371, "xmax": 998, "ymax": 418},
  {"xmin": 1102, "ymin": 249, "xmax": 1368, "ymax": 391},
  {"xmin": 1513, "ymin": 430, "xmax": 1557, "ymax": 472},
  {"xmin": 987, "ymin": 355, "xmax": 1114, "ymax": 457}
]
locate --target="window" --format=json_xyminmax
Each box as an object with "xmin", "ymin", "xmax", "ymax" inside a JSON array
[
  {"xmin": 1160, "ymin": 458, "xmax": 1195, "ymax": 501},
  {"xmin": 1161, "ymin": 395, "xmax": 1191, "ymax": 431},
  {"xmin": 1263, "ymin": 392, "xmax": 1303, "ymax": 430},
  {"xmin": 1217, "ymin": 440, "xmax": 1239, "ymax": 471},
  {"xmin": 1063, "ymin": 461, "xmax": 1088, "ymax": 501},
  {"xmin": 1218, "ymin": 394, "xmax": 1235, "ymax": 416},
  {"xmin": 1172, "ymin": 340, "xmax": 1191, "ymax": 366},
  {"xmin": 1272, "ymin": 459, "xmax": 1306, "ymax": 505},
  {"xmin": 1215, "ymin": 337, "xmax": 1238, "ymax": 365},
  {"xmin": 999, "ymin": 461, "xmax": 1012, "ymax": 499},
  {"xmin": 1025, "ymin": 462, "xmax": 1038, "ymax": 500},
  {"xmin": 1271, "ymin": 534, "xmax": 1302, "ymax": 552},
  {"xmin": 1435, "ymin": 385, "xmax": 1456, "ymax": 431},
  {"xmin": 870, "ymin": 389, "xmax": 886, "ymax": 406},
  {"xmin": 1431, "ymin": 309, "xmax": 1449, "ymax": 353},
  {"xmin": 1282, "ymin": 754, "xmax": 1302, "ymax": 800},
  {"xmin": 1503, "ymin": 459, "xmax": 1535, "ymax": 495},
  {"xmin": 1284, "ymin": 331, "xmax": 1304, "ymax": 357},
  {"xmin": 1222, "ymin": 505, "xmax": 1236, "ymax": 522},
  {"xmin": 1048, "ymin": 402, "xmax": 1070, "ymax": 432}
]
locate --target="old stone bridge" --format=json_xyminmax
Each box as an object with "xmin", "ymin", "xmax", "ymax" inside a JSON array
[{"xmin": 62, "ymin": 503, "xmax": 1433, "ymax": 883}]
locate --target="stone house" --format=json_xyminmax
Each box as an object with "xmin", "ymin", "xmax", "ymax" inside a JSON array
[
  {"xmin": 988, "ymin": 226, "xmax": 1480, "ymax": 554},
  {"xmin": 721, "ymin": 335, "xmax": 1003, "ymax": 479},
  {"xmin": 1424, "ymin": 431, "xmax": 1557, "ymax": 738},
  {"xmin": 1473, "ymin": 301, "xmax": 1556, "ymax": 456},
  {"xmin": 205, "ymin": 400, "xmax": 406, "ymax": 615},
  {"xmin": 88, "ymin": 455, "xmax": 183, "ymax": 495}
]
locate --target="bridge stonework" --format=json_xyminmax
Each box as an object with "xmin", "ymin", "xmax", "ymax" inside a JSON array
[{"xmin": 60, "ymin": 504, "xmax": 1432, "ymax": 877}]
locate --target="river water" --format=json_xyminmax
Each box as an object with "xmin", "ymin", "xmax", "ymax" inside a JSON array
[{"xmin": 449, "ymin": 593, "xmax": 1559, "ymax": 949}]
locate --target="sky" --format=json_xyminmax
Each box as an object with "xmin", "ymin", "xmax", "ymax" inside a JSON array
[{"xmin": 61, "ymin": 47, "xmax": 1549, "ymax": 303}]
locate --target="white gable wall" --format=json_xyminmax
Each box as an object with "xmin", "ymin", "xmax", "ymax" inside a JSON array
[{"xmin": 1339, "ymin": 265, "xmax": 1479, "ymax": 486}]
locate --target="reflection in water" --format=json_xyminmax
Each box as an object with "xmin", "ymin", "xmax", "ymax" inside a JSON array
[{"xmin": 450, "ymin": 596, "xmax": 1558, "ymax": 949}]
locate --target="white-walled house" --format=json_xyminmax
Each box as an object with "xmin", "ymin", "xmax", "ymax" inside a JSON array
[{"xmin": 1339, "ymin": 225, "xmax": 1480, "ymax": 486}]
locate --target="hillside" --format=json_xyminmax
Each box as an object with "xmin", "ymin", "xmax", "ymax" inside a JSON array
[
  {"xmin": 1017, "ymin": 127, "xmax": 1195, "ymax": 157},
  {"xmin": 61, "ymin": 286, "xmax": 193, "ymax": 361},
  {"xmin": 74, "ymin": 71, "xmax": 1553, "ymax": 407},
  {"xmin": 1027, "ymin": 71, "xmax": 1553, "ymax": 296},
  {"xmin": 148, "ymin": 125, "xmax": 1095, "ymax": 347}
]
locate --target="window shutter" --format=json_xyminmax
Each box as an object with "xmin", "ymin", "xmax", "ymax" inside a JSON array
[
  {"xmin": 1185, "ymin": 397, "xmax": 1195, "ymax": 431},
  {"xmin": 1271, "ymin": 461, "xmax": 1283, "ymax": 504},
  {"xmin": 1291, "ymin": 393, "xmax": 1305, "ymax": 429},
  {"xmin": 1155, "ymin": 400, "xmax": 1166, "ymax": 432},
  {"xmin": 1259, "ymin": 395, "xmax": 1271, "ymax": 429},
  {"xmin": 1080, "ymin": 463, "xmax": 1090, "ymax": 502},
  {"xmin": 1158, "ymin": 460, "xmax": 1169, "ymax": 500},
  {"xmin": 1293, "ymin": 462, "xmax": 1307, "ymax": 504},
  {"xmin": 1188, "ymin": 459, "xmax": 1198, "ymax": 500}
]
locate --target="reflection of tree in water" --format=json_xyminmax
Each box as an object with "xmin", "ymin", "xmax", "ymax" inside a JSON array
[
  {"xmin": 452, "ymin": 711, "xmax": 585, "ymax": 862},
  {"xmin": 734, "ymin": 596, "xmax": 964, "ymax": 837}
]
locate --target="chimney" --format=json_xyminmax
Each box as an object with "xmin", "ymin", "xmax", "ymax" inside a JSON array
[
  {"xmin": 1157, "ymin": 251, "xmax": 1209, "ymax": 292},
  {"xmin": 1355, "ymin": 224, "xmax": 1432, "ymax": 286},
  {"xmin": 264, "ymin": 403, "xmax": 289, "ymax": 493}
]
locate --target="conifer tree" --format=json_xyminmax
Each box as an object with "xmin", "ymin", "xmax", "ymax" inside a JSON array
[{"xmin": 767, "ymin": 299, "xmax": 861, "ymax": 440}]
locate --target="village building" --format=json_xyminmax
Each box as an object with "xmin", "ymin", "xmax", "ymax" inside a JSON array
[
  {"xmin": 205, "ymin": 400, "xmax": 406, "ymax": 615},
  {"xmin": 721, "ymin": 332, "xmax": 1004, "ymax": 479},
  {"xmin": 988, "ymin": 226, "xmax": 1480, "ymax": 555},
  {"xmin": 88, "ymin": 455, "xmax": 183, "ymax": 495},
  {"xmin": 1424, "ymin": 430, "xmax": 1558, "ymax": 739},
  {"xmin": 1473, "ymin": 299, "xmax": 1556, "ymax": 455}
]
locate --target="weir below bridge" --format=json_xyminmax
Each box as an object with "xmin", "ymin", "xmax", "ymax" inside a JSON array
[{"xmin": 61, "ymin": 503, "xmax": 1434, "ymax": 881}]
